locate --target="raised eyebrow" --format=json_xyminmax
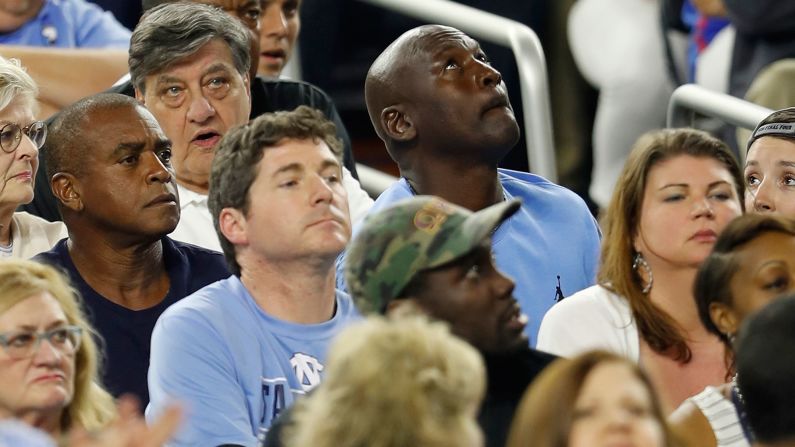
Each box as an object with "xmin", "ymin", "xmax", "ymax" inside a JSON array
[
  {"xmin": 707, "ymin": 180, "xmax": 732, "ymax": 189},
  {"xmin": 153, "ymin": 74, "xmax": 184, "ymax": 88},
  {"xmin": 203, "ymin": 63, "xmax": 234, "ymax": 78},
  {"xmin": 272, "ymin": 162, "xmax": 303, "ymax": 176},
  {"xmin": 319, "ymin": 158, "xmax": 341, "ymax": 171},
  {"xmin": 155, "ymin": 138, "xmax": 172, "ymax": 151},
  {"xmin": 6, "ymin": 319, "xmax": 67, "ymax": 332},
  {"xmin": 779, "ymin": 160, "xmax": 795, "ymax": 168},
  {"xmin": 658, "ymin": 183, "xmax": 688, "ymax": 191}
]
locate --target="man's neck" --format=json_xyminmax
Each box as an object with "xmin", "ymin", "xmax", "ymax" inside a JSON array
[
  {"xmin": 403, "ymin": 157, "xmax": 502, "ymax": 211},
  {"xmin": 67, "ymin": 232, "xmax": 170, "ymax": 310},
  {"xmin": 176, "ymin": 177, "xmax": 209, "ymax": 195},
  {"xmin": 239, "ymin": 255, "xmax": 338, "ymax": 324}
]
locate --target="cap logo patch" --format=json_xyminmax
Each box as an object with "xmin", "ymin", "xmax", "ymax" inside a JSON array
[{"xmin": 413, "ymin": 200, "xmax": 451, "ymax": 234}]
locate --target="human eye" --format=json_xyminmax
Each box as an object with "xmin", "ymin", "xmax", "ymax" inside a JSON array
[
  {"xmin": 745, "ymin": 173, "xmax": 761, "ymax": 188},
  {"xmin": 763, "ymin": 275, "xmax": 789, "ymax": 291},
  {"xmin": 443, "ymin": 59, "xmax": 460, "ymax": 71},
  {"xmin": 571, "ymin": 406, "xmax": 595, "ymax": 420},
  {"xmin": 625, "ymin": 402, "xmax": 652, "ymax": 417},
  {"xmin": 119, "ymin": 154, "xmax": 139, "ymax": 165},
  {"xmin": 207, "ymin": 77, "xmax": 229, "ymax": 89},
  {"xmin": 0, "ymin": 124, "xmax": 20, "ymax": 149},
  {"xmin": 6, "ymin": 332, "xmax": 35, "ymax": 349},
  {"xmin": 663, "ymin": 194, "xmax": 684, "ymax": 202},
  {"xmin": 162, "ymin": 85, "xmax": 182, "ymax": 98},
  {"xmin": 475, "ymin": 51, "xmax": 490, "ymax": 64},
  {"xmin": 157, "ymin": 148, "xmax": 172, "ymax": 164},
  {"xmin": 48, "ymin": 328, "xmax": 71, "ymax": 345},
  {"xmin": 284, "ymin": 0, "xmax": 299, "ymax": 17},
  {"xmin": 464, "ymin": 262, "xmax": 481, "ymax": 281},
  {"xmin": 279, "ymin": 178, "xmax": 299, "ymax": 188},
  {"xmin": 244, "ymin": 4, "xmax": 262, "ymax": 20},
  {"xmin": 783, "ymin": 174, "xmax": 795, "ymax": 187},
  {"xmin": 709, "ymin": 189, "xmax": 732, "ymax": 201}
]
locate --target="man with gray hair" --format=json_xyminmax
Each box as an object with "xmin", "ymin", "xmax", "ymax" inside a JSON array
[{"xmin": 22, "ymin": 1, "xmax": 373, "ymax": 243}]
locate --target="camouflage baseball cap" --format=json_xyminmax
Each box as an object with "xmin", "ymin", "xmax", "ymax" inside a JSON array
[{"xmin": 345, "ymin": 195, "xmax": 521, "ymax": 315}]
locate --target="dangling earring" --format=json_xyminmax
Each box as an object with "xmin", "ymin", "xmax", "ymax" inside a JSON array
[{"xmin": 632, "ymin": 252, "xmax": 653, "ymax": 294}]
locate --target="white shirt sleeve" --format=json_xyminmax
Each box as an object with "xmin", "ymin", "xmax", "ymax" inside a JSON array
[
  {"xmin": 537, "ymin": 285, "xmax": 640, "ymax": 362},
  {"xmin": 342, "ymin": 167, "xmax": 374, "ymax": 226}
]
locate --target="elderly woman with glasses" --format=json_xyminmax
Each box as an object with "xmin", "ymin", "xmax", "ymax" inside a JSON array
[
  {"xmin": 0, "ymin": 56, "xmax": 65, "ymax": 258},
  {"xmin": 0, "ymin": 259, "xmax": 115, "ymax": 438}
]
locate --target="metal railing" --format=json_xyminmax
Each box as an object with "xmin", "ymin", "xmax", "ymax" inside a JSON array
[
  {"xmin": 354, "ymin": 0, "xmax": 557, "ymax": 183},
  {"xmin": 667, "ymin": 84, "xmax": 771, "ymax": 130}
]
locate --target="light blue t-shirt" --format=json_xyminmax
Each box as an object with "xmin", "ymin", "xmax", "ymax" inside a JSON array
[
  {"xmin": 0, "ymin": 420, "xmax": 54, "ymax": 447},
  {"xmin": 146, "ymin": 276, "xmax": 359, "ymax": 447},
  {"xmin": 0, "ymin": 0, "xmax": 131, "ymax": 48},
  {"xmin": 337, "ymin": 169, "xmax": 601, "ymax": 346}
]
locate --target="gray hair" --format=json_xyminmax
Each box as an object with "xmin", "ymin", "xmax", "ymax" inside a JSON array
[
  {"xmin": 129, "ymin": 2, "xmax": 251, "ymax": 93},
  {"xmin": 0, "ymin": 56, "xmax": 37, "ymax": 113}
]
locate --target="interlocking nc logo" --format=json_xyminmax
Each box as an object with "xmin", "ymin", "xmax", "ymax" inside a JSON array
[
  {"xmin": 413, "ymin": 200, "xmax": 450, "ymax": 234},
  {"xmin": 291, "ymin": 353, "xmax": 324, "ymax": 392}
]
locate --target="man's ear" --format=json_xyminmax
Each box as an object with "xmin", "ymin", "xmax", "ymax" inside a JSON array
[
  {"xmin": 709, "ymin": 302, "xmax": 739, "ymax": 338},
  {"xmin": 134, "ymin": 87, "xmax": 144, "ymax": 104},
  {"xmin": 381, "ymin": 105, "xmax": 416, "ymax": 142},
  {"xmin": 51, "ymin": 173, "xmax": 83, "ymax": 212},
  {"xmin": 219, "ymin": 207, "xmax": 249, "ymax": 246}
]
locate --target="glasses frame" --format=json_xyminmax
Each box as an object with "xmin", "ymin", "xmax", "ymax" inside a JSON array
[
  {"xmin": 0, "ymin": 120, "xmax": 47, "ymax": 154},
  {"xmin": 0, "ymin": 325, "xmax": 83, "ymax": 359}
]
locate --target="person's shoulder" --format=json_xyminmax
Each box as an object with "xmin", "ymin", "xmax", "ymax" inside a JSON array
[
  {"xmin": 31, "ymin": 238, "xmax": 69, "ymax": 265},
  {"xmin": 668, "ymin": 387, "xmax": 722, "ymax": 447},
  {"xmin": 158, "ymin": 276, "xmax": 238, "ymax": 324},
  {"xmin": 166, "ymin": 238, "xmax": 230, "ymax": 276},
  {"xmin": 13, "ymin": 212, "xmax": 65, "ymax": 234},
  {"xmin": 334, "ymin": 289, "xmax": 362, "ymax": 321},
  {"xmin": 255, "ymin": 76, "xmax": 330, "ymax": 98},
  {"xmin": 370, "ymin": 179, "xmax": 411, "ymax": 210},
  {"xmin": 253, "ymin": 76, "xmax": 334, "ymax": 110},
  {"xmin": 540, "ymin": 285, "xmax": 631, "ymax": 333},
  {"xmin": 552, "ymin": 285, "xmax": 628, "ymax": 315},
  {"xmin": 499, "ymin": 169, "xmax": 589, "ymax": 205}
]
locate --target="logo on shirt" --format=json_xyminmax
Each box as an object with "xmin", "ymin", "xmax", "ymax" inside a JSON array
[{"xmin": 291, "ymin": 352, "xmax": 324, "ymax": 392}]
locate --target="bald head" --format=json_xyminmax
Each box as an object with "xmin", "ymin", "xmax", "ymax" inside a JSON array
[
  {"xmin": 365, "ymin": 25, "xmax": 465, "ymax": 144},
  {"xmin": 45, "ymin": 94, "xmax": 143, "ymax": 180},
  {"xmin": 365, "ymin": 24, "xmax": 517, "ymax": 170}
]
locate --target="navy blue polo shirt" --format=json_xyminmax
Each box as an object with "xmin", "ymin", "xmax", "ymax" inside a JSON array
[{"xmin": 34, "ymin": 237, "xmax": 230, "ymax": 405}]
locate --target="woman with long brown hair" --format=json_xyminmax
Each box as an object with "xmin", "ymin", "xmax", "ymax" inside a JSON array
[{"xmin": 538, "ymin": 128, "xmax": 743, "ymax": 411}]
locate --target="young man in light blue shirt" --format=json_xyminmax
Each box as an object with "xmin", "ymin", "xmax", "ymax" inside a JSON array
[{"xmin": 147, "ymin": 105, "xmax": 358, "ymax": 446}]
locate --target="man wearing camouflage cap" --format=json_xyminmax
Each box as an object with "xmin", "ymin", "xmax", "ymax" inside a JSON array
[{"xmin": 344, "ymin": 195, "xmax": 557, "ymax": 447}]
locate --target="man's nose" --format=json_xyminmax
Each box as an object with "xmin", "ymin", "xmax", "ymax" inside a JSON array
[
  {"xmin": 187, "ymin": 95, "xmax": 216, "ymax": 123},
  {"xmin": 477, "ymin": 63, "xmax": 502, "ymax": 88}
]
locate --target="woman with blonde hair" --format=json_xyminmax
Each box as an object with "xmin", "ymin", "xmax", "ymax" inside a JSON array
[
  {"xmin": 538, "ymin": 128, "xmax": 744, "ymax": 411},
  {"xmin": 0, "ymin": 56, "xmax": 66, "ymax": 258},
  {"xmin": 506, "ymin": 351, "xmax": 679, "ymax": 447},
  {"xmin": 0, "ymin": 259, "xmax": 114, "ymax": 437},
  {"xmin": 287, "ymin": 316, "xmax": 486, "ymax": 447}
]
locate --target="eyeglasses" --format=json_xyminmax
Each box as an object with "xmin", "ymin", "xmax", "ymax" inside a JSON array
[
  {"xmin": 0, "ymin": 121, "xmax": 47, "ymax": 153},
  {"xmin": 0, "ymin": 325, "xmax": 82, "ymax": 359}
]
